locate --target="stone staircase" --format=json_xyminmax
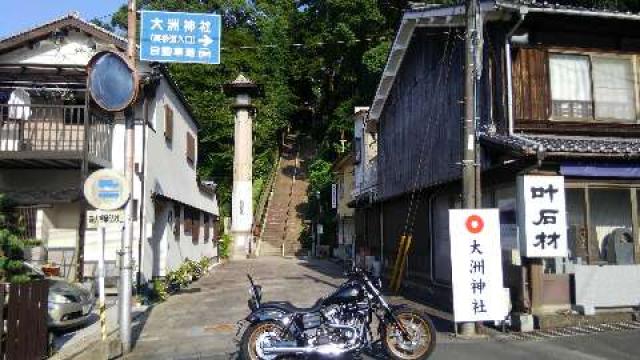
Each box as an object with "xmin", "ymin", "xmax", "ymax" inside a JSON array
[{"xmin": 259, "ymin": 133, "xmax": 310, "ymax": 256}]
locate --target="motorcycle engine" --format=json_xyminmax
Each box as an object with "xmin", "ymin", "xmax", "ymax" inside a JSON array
[{"xmin": 305, "ymin": 304, "xmax": 365, "ymax": 347}]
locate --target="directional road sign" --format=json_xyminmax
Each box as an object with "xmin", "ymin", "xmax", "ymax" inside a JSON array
[{"xmin": 140, "ymin": 10, "xmax": 221, "ymax": 64}]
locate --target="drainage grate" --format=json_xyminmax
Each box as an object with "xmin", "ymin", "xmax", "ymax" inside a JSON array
[{"xmin": 498, "ymin": 320, "xmax": 640, "ymax": 342}]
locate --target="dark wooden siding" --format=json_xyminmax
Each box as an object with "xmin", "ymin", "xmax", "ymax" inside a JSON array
[
  {"xmin": 378, "ymin": 29, "xmax": 465, "ymax": 200},
  {"xmin": 512, "ymin": 47, "xmax": 551, "ymax": 123}
]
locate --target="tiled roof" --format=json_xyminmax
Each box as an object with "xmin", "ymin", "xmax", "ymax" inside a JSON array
[
  {"xmin": 406, "ymin": 1, "xmax": 640, "ymax": 20},
  {"xmin": 480, "ymin": 133, "xmax": 640, "ymax": 156}
]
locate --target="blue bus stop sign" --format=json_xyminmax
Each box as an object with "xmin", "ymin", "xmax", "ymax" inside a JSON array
[
  {"xmin": 83, "ymin": 169, "xmax": 130, "ymax": 210},
  {"xmin": 140, "ymin": 10, "xmax": 221, "ymax": 64}
]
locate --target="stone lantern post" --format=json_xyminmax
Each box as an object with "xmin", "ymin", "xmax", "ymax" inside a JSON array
[{"xmin": 224, "ymin": 74, "xmax": 259, "ymax": 259}]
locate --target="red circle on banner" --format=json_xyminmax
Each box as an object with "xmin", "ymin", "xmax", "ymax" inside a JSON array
[{"xmin": 465, "ymin": 215, "xmax": 484, "ymax": 234}]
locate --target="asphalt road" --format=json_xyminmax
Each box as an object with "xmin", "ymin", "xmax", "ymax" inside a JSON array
[{"xmin": 124, "ymin": 257, "xmax": 640, "ymax": 360}]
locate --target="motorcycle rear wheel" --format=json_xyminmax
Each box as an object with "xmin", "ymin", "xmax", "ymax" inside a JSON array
[
  {"xmin": 382, "ymin": 309, "xmax": 436, "ymax": 360},
  {"xmin": 240, "ymin": 321, "xmax": 288, "ymax": 360}
]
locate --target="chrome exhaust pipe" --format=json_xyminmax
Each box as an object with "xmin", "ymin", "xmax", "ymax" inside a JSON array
[{"xmin": 263, "ymin": 343, "xmax": 352, "ymax": 356}]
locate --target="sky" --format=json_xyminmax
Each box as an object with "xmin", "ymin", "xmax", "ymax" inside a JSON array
[{"xmin": 0, "ymin": 0, "xmax": 126, "ymax": 38}]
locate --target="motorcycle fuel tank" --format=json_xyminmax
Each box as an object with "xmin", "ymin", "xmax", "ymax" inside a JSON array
[{"xmin": 323, "ymin": 283, "xmax": 364, "ymax": 306}]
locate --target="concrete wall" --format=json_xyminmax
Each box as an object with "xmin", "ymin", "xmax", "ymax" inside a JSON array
[{"xmin": 0, "ymin": 31, "xmax": 99, "ymax": 65}]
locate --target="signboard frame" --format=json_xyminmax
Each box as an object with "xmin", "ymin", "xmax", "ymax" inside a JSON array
[
  {"xmin": 87, "ymin": 51, "xmax": 138, "ymax": 112},
  {"xmin": 449, "ymin": 209, "xmax": 508, "ymax": 323},
  {"xmin": 517, "ymin": 175, "xmax": 568, "ymax": 258},
  {"xmin": 83, "ymin": 169, "xmax": 131, "ymax": 211},
  {"xmin": 139, "ymin": 10, "xmax": 222, "ymax": 64}
]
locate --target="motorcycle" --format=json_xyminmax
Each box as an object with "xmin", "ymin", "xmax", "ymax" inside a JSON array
[{"xmin": 239, "ymin": 267, "xmax": 436, "ymax": 359}]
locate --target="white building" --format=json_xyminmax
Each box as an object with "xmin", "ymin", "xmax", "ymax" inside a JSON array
[{"xmin": 0, "ymin": 14, "xmax": 219, "ymax": 287}]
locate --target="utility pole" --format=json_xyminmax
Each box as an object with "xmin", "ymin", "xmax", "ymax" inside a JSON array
[
  {"xmin": 461, "ymin": 0, "xmax": 483, "ymax": 337},
  {"xmin": 119, "ymin": 0, "xmax": 136, "ymax": 353}
]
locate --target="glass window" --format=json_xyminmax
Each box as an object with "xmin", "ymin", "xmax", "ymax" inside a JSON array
[
  {"xmin": 589, "ymin": 189, "xmax": 634, "ymax": 264},
  {"xmin": 592, "ymin": 57, "xmax": 636, "ymax": 121},
  {"xmin": 549, "ymin": 54, "xmax": 593, "ymax": 120},
  {"xmin": 566, "ymin": 188, "xmax": 587, "ymax": 262}
]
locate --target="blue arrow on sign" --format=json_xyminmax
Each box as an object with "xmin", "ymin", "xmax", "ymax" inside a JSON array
[{"xmin": 140, "ymin": 10, "xmax": 221, "ymax": 64}]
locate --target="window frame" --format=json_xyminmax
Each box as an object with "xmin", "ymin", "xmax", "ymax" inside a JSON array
[
  {"xmin": 564, "ymin": 181, "xmax": 640, "ymax": 266},
  {"xmin": 164, "ymin": 104, "xmax": 174, "ymax": 142},
  {"xmin": 548, "ymin": 50, "xmax": 640, "ymax": 124},
  {"xmin": 186, "ymin": 132, "xmax": 196, "ymax": 165}
]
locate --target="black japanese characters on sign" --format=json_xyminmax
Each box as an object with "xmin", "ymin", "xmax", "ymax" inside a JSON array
[
  {"xmin": 518, "ymin": 176, "xmax": 568, "ymax": 258},
  {"xmin": 450, "ymin": 209, "xmax": 507, "ymax": 322}
]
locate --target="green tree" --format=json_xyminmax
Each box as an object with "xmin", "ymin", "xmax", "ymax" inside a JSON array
[{"xmin": 0, "ymin": 195, "xmax": 36, "ymax": 283}]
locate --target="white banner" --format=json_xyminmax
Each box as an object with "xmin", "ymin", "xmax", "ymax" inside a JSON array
[
  {"xmin": 331, "ymin": 183, "xmax": 337, "ymax": 209},
  {"xmin": 87, "ymin": 210, "xmax": 125, "ymax": 229},
  {"xmin": 450, "ymin": 209, "xmax": 508, "ymax": 322},
  {"xmin": 517, "ymin": 176, "xmax": 568, "ymax": 258}
]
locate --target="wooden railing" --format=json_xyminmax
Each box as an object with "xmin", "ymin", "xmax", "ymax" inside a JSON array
[{"xmin": 0, "ymin": 104, "xmax": 113, "ymax": 163}]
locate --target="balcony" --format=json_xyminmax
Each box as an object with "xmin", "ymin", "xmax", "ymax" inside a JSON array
[
  {"xmin": 0, "ymin": 104, "xmax": 113, "ymax": 168},
  {"xmin": 353, "ymin": 156, "xmax": 378, "ymax": 199}
]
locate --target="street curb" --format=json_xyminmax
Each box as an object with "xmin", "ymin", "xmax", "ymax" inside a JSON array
[{"xmin": 52, "ymin": 305, "xmax": 153, "ymax": 360}]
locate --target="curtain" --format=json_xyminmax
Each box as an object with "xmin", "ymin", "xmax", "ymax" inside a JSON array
[
  {"xmin": 592, "ymin": 57, "xmax": 636, "ymax": 121},
  {"xmin": 549, "ymin": 54, "xmax": 592, "ymax": 101}
]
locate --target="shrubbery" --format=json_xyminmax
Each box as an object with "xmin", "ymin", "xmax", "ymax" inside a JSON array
[
  {"xmin": 148, "ymin": 256, "xmax": 214, "ymax": 302},
  {"xmin": 0, "ymin": 194, "xmax": 39, "ymax": 283},
  {"xmin": 218, "ymin": 233, "xmax": 231, "ymax": 259}
]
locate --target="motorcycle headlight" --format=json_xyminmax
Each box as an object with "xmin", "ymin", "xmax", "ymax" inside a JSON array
[{"xmin": 49, "ymin": 293, "xmax": 73, "ymax": 304}]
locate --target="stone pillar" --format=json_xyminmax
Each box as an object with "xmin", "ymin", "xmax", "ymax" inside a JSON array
[{"xmin": 224, "ymin": 75, "xmax": 259, "ymax": 259}]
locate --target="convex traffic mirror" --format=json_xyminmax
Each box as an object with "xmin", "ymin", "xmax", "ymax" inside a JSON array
[{"xmin": 87, "ymin": 51, "xmax": 138, "ymax": 112}]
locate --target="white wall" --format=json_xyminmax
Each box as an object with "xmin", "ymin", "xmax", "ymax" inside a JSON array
[
  {"xmin": 0, "ymin": 31, "xmax": 99, "ymax": 65},
  {"xmin": 0, "ymin": 22, "xmax": 219, "ymax": 284},
  {"xmin": 138, "ymin": 75, "xmax": 218, "ymax": 282}
]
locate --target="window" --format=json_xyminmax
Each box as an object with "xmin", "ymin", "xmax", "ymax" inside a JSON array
[
  {"xmin": 549, "ymin": 53, "xmax": 637, "ymax": 122},
  {"xmin": 173, "ymin": 204, "xmax": 181, "ymax": 240},
  {"xmin": 563, "ymin": 186, "xmax": 637, "ymax": 266},
  {"xmin": 192, "ymin": 210, "xmax": 200, "ymax": 243},
  {"xmin": 592, "ymin": 57, "xmax": 636, "ymax": 120},
  {"xmin": 164, "ymin": 104, "xmax": 173, "ymax": 141},
  {"xmin": 203, "ymin": 214, "xmax": 210, "ymax": 242},
  {"xmin": 186, "ymin": 132, "xmax": 196, "ymax": 165},
  {"xmin": 183, "ymin": 206, "xmax": 193, "ymax": 236}
]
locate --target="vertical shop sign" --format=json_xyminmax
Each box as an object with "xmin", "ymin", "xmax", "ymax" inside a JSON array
[{"xmin": 450, "ymin": 209, "xmax": 508, "ymax": 322}]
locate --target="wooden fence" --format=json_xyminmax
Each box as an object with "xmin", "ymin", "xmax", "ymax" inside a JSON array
[{"xmin": 0, "ymin": 281, "xmax": 49, "ymax": 360}]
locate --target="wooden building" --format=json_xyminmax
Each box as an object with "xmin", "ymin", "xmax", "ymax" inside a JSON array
[{"xmin": 363, "ymin": 1, "xmax": 640, "ymax": 322}]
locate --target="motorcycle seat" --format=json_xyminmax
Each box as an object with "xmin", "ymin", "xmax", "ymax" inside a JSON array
[{"xmin": 261, "ymin": 298, "xmax": 325, "ymax": 314}]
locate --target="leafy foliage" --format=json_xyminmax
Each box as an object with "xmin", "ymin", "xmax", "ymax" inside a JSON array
[
  {"xmin": 0, "ymin": 194, "xmax": 35, "ymax": 283},
  {"xmin": 98, "ymin": 0, "xmax": 640, "ymax": 237},
  {"xmin": 218, "ymin": 233, "xmax": 232, "ymax": 259}
]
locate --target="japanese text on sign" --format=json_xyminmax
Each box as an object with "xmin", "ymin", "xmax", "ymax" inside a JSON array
[
  {"xmin": 140, "ymin": 11, "xmax": 221, "ymax": 64},
  {"xmin": 450, "ymin": 209, "xmax": 508, "ymax": 322},
  {"xmin": 87, "ymin": 210, "xmax": 125, "ymax": 229},
  {"xmin": 517, "ymin": 176, "xmax": 568, "ymax": 258}
]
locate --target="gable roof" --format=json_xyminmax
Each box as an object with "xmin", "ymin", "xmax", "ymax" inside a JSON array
[
  {"xmin": 369, "ymin": 0, "xmax": 640, "ymax": 123},
  {"xmin": 0, "ymin": 12, "xmax": 127, "ymax": 55},
  {"xmin": 0, "ymin": 13, "xmax": 201, "ymax": 128}
]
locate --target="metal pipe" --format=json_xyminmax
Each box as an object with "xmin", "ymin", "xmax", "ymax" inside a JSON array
[
  {"xmin": 119, "ymin": 0, "xmax": 137, "ymax": 354},
  {"xmin": 136, "ymin": 95, "xmax": 149, "ymax": 291},
  {"xmin": 505, "ymin": 11, "xmax": 527, "ymax": 135}
]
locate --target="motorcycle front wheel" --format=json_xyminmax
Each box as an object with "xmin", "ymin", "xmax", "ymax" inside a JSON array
[
  {"xmin": 240, "ymin": 320, "xmax": 288, "ymax": 360},
  {"xmin": 382, "ymin": 309, "xmax": 437, "ymax": 360}
]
